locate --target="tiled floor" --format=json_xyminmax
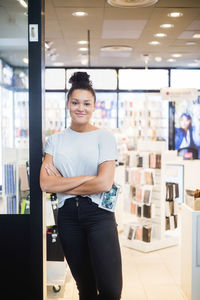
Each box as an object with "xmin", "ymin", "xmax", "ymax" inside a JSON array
[{"xmin": 47, "ymin": 234, "xmax": 188, "ymax": 300}]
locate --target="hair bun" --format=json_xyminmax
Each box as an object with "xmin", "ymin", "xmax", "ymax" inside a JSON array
[{"xmin": 69, "ymin": 72, "xmax": 92, "ymax": 87}]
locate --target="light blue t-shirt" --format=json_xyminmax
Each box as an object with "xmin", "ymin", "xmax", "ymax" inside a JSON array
[{"xmin": 44, "ymin": 127, "xmax": 118, "ymax": 208}]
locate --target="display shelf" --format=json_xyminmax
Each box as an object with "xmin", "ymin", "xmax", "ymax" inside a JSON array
[
  {"xmin": 45, "ymin": 92, "xmax": 66, "ymax": 137},
  {"xmin": 118, "ymin": 93, "xmax": 168, "ymax": 146},
  {"xmin": 122, "ymin": 141, "xmax": 178, "ymax": 252}
]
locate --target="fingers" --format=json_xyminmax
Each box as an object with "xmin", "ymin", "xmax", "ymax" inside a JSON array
[{"xmin": 44, "ymin": 163, "xmax": 62, "ymax": 177}]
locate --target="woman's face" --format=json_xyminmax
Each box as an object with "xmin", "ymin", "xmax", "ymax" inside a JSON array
[
  {"xmin": 180, "ymin": 115, "xmax": 191, "ymax": 131},
  {"xmin": 67, "ymin": 89, "xmax": 95, "ymax": 125}
]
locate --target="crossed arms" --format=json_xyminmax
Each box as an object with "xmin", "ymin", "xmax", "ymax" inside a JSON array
[{"xmin": 40, "ymin": 153, "xmax": 115, "ymax": 195}]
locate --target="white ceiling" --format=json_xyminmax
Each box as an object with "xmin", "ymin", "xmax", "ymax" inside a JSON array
[
  {"xmin": 45, "ymin": 0, "xmax": 200, "ymax": 68},
  {"xmin": 0, "ymin": 0, "xmax": 200, "ymax": 68}
]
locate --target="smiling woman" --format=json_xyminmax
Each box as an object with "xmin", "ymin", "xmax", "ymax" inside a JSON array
[{"xmin": 40, "ymin": 72, "xmax": 123, "ymax": 300}]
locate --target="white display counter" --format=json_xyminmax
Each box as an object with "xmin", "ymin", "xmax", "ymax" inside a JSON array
[{"xmin": 181, "ymin": 204, "xmax": 200, "ymax": 300}]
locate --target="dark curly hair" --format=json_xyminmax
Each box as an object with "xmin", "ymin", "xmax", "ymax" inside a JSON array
[{"xmin": 67, "ymin": 72, "xmax": 96, "ymax": 102}]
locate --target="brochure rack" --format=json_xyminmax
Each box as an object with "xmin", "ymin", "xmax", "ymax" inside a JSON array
[{"xmin": 122, "ymin": 141, "xmax": 178, "ymax": 252}]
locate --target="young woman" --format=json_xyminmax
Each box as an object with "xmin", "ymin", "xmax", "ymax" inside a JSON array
[{"xmin": 40, "ymin": 72, "xmax": 123, "ymax": 300}]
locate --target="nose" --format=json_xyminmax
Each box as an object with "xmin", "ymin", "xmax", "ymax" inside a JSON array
[{"xmin": 77, "ymin": 103, "xmax": 84, "ymax": 111}]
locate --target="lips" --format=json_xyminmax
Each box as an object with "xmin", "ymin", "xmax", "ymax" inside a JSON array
[{"xmin": 75, "ymin": 113, "xmax": 86, "ymax": 117}]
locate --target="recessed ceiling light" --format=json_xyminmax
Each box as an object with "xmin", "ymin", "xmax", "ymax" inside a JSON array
[
  {"xmin": 149, "ymin": 41, "xmax": 160, "ymax": 45},
  {"xmin": 101, "ymin": 45, "xmax": 133, "ymax": 52},
  {"xmin": 53, "ymin": 62, "xmax": 64, "ymax": 66},
  {"xmin": 17, "ymin": 0, "xmax": 28, "ymax": 8},
  {"xmin": 167, "ymin": 58, "xmax": 176, "ymax": 62},
  {"xmin": 155, "ymin": 56, "xmax": 162, "ymax": 62},
  {"xmin": 167, "ymin": 12, "xmax": 183, "ymax": 18},
  {"xmin": 79, "ymin": 47, "xmax": 88, "ymax": 51},
  {"xmin": 171, "ymin": 53, "xmax": 182, "ymax": 58},
  {"xmin": 78, "ymin": 40, "xmax": 88, "ymax": 45},
  {"xmin": 160, "ymin": 24, "xmax": 174, "ymax": 29},
  {"xmin": 72, "ymin": 11, "xmax": 88, "ymax": 17},
  {"xmin": 185, "ymin": 41, "xmax": 196, "ymax": 45},
  {"xmin": 154, "ymin": 33, "xmax": 167, "ymax": 38},
  {"xmin": 23, "ymin": 58, "xmax": 28, "ymax": 64},
  {"xmin": 193, "ymin": 33, "xmax": 200, "ymax": 39},
  {"xmin": 107, "ymin": 0, "xmax": 158, "ymax": 8}
]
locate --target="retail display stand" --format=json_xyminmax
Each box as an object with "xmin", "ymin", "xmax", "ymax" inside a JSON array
[
  {"xmin": 46, "ymin": 193, "xmax": 69, "ymax": 293},
  {"xmin": 122, "ymin": 141, "xmax": 178, "ymax": 252},
  {"xmin": 181, "ymin": 204, "xmax": 200, "ymax": 300}
]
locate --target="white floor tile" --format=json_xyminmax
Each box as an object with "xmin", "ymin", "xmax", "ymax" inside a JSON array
[{"xmin": 47, "ymin": 234, "xmax": 187, "ymax": 300}]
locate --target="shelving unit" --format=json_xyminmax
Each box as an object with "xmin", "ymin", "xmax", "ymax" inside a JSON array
[
  {"xmin": 118, "ymin": 93, "xmax": 168, "ymax": 148},
  {"xmin": 122, "ymin": 141, "xmax": 178, "ymax": 252}
]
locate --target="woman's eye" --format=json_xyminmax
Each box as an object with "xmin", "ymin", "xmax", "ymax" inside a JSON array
[
  {"xmin": 85, "ymin": 103, "xmax": 90, "ymax": 106},
  {"xmin": 72, "ymin": 101, "xmax": 78, "ymax": 105}
]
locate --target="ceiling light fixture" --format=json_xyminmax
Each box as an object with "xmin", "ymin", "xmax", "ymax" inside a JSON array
[
  {"xmin": 107, "ymin": 0, "xmax": 158, "ymax": 8},
  {"xmin": 17, "ymin": 0, "xmax": 28, "ymax": 8},
  {"xmin": 100, "ymin": 45, "xmax": 132, "ymax": 52},
  {"xmin": 23, "ymin": 58, "xmax": 28, "ymax": 64},
  {"xmin": 53, "ymin": 62, "xmax": 64, "ymax": 66},
  {"xmin": 171, "ymin": 53, "xmax": 182, "ymax": 58},
  {"xmin": 167, "ymin": 12, "xmax": 183, "ymax": 18},
  {"xmin": 160, "ymin": 24, "xmax": 174, "ymax": 29},
  {"xmin": 167, "ymin": 58, "xmax": 176, "ymax": 62},
  {"xmin": 155, "ymin": 56, "xmax": 162, "ymax": 62},
  {"xmin": 193, "ymin": 33, "xmax": 200, "ymax": 39},
  {"xmin": 141, "ymin": 54, "xmax": 150, "ymax": 69},
  {"xmin": 149, "ymin": 41, "xmax": 160, "ymax": 45},
  {"xmin": 185, "ymin": 41, "xmax": 196, "ymax": 45},
  {"xmin": 45, "ymin": 41, "xmax": 53, "ymax": 50},
  {"xmin": 154, "ymin": 33, "xmax": 167, "ymax": 38},
  {"xmin": 78, "ymin": 41, "xmax": 88, "ymax": 45},
  {"xmin": 79, "ymin": 47, "xmax": 88, "ymax": 51},
  {"xmin": 72, "ymin": 11, "xmax": 88, "ymax": 17}
]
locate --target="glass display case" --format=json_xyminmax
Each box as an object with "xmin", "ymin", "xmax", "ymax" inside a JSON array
[{"xmin": 0, "ymin": 64, "xmax": 29, "ymax": 214}]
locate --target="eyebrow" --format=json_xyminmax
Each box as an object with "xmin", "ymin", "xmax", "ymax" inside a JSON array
[{"xmin": 71, "ymin": 97, "xmax": 92, "ymax": 102}]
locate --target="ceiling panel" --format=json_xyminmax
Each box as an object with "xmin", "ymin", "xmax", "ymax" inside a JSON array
[
  {"xmin": 102, "ymin": 20, "xmax": 147, "ymax": 39},
  {"xmin": 52, "ymin": 0, "xmax": 105, "ymax": 7},
  {"xmin": 155, "ymin": 0, "xmax": 200, "ymax": 8},
  {"xmin": 45, "ymin": 0, "xmax": 200, "ymax": 67}
]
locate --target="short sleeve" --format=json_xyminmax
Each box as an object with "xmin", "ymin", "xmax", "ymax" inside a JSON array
[
  {"xmin": 98, "ymin": 131, "xmax": 118, "ymax": 165},
  {"xmin": 44, "ymin": 135, "xmax": 54, "ymax": 156}
]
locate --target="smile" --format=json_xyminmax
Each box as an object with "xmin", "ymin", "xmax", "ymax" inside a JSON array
[{"xmin": 75, "ymin": 113, "xmax": 86, "ymax": 117}]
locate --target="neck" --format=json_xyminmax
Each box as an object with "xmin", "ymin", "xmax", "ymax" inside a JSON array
[{"xmin": 70, "ymin": 123, "xmax": 94, "ymax": 133}]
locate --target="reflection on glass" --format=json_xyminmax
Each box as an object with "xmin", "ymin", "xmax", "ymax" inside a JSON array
[
  {"xmin": 0, "ymin": 1, "xmax": 29, "ymax": 214},
  {"xmin": 66, "ymin": 69, "xmax": 117, "ymax": 90},
  {"xmin": 45, "ymin": 92, "xmax": 66, "ymax": 137},
  {"xmin": 119, "ymin": 69, "xmax": 168, "ymax": 90}
]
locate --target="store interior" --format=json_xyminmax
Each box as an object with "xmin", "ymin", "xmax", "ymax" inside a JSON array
[{"xmin": 0, "ymin": 0, "xmax": 200, "ymax": 299}]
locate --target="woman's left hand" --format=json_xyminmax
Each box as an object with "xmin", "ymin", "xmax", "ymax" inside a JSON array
[{"xmin": 44, "ymin": 163, "xmax": 62, "ymax": 177}]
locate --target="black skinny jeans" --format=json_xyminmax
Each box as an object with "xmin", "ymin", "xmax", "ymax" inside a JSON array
[{"xmin": 57, "ymin": 195, "xmax": 123, "ymax": 300}]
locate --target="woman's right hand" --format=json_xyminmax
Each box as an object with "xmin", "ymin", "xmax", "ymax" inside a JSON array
[{"xmin": 44, "ymin": 163, "xmax": 62, "ymax": 177}]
